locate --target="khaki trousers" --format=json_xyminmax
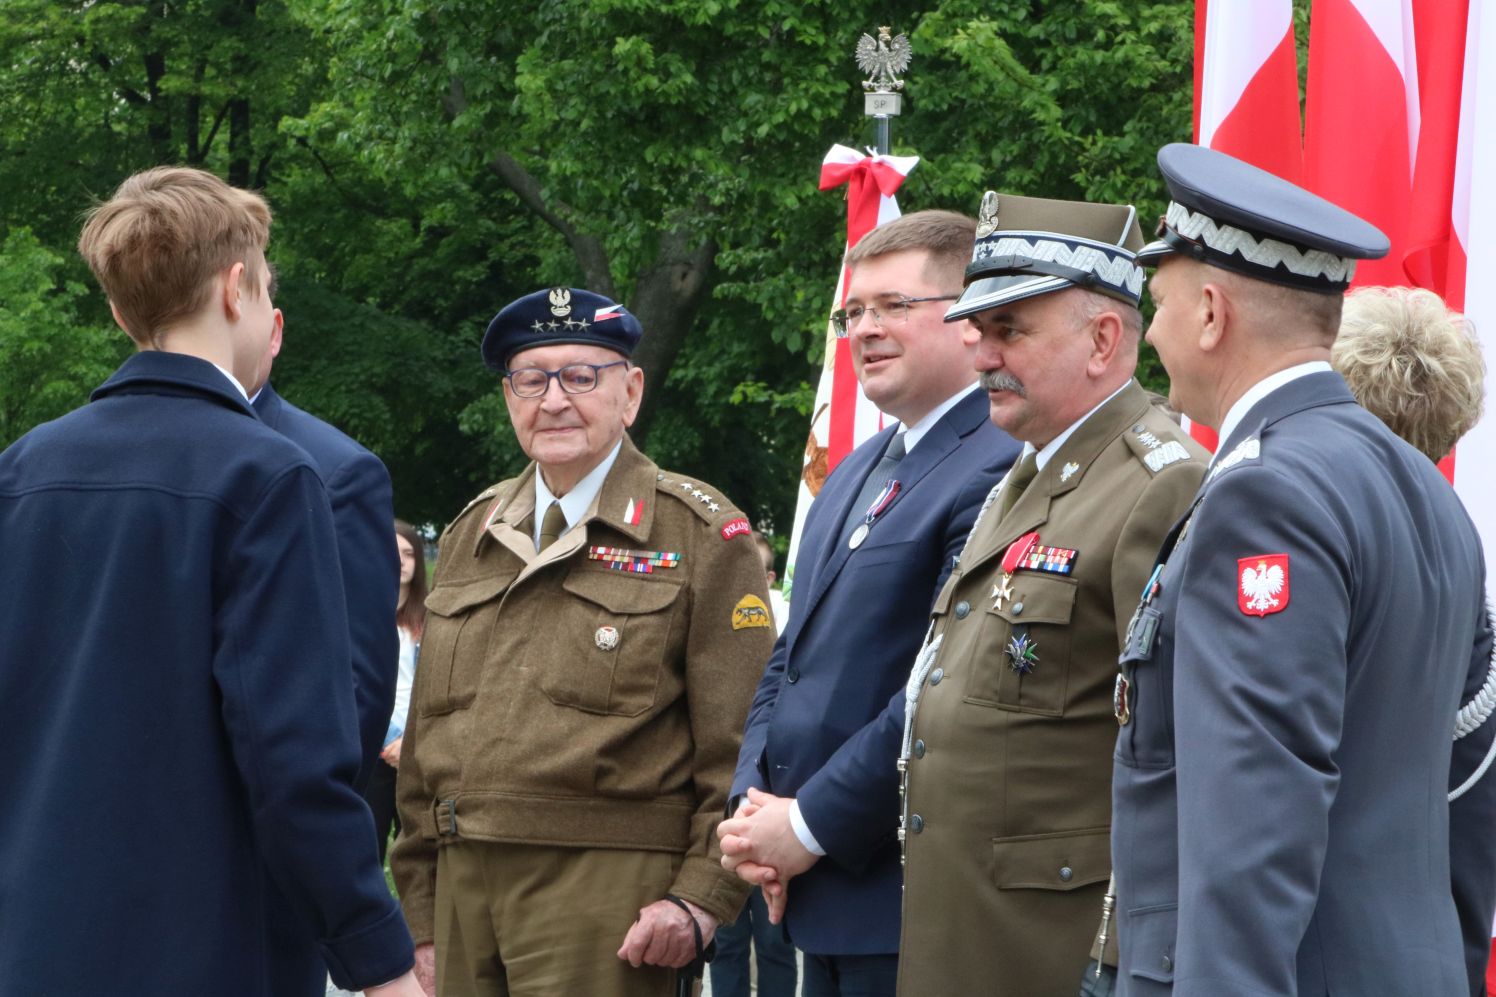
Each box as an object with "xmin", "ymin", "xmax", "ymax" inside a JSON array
[{"xmin": 434, "ymin": 841, "xmax": 688, "ymax": 997}]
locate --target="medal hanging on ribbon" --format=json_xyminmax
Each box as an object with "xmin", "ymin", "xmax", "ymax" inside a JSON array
[
  {"xmin": 849, "ymin": 478, "xmax": 901, "ymax": 549},
  {"xmin": 991, "ymin": 531, "xmax": 1039, "ymax": 611}
]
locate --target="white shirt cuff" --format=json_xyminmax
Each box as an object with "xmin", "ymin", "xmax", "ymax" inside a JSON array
[{"xmin": 788, "ymin": 799, "xmax": 827, "ymax": 856}]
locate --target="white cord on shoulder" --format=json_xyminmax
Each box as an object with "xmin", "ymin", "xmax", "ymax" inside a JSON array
[{"xmin": 1448, "ymin": 605, "xmax": 1496, "ymax": 802}]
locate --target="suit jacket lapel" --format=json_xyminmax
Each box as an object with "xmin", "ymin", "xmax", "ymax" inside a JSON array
[{"xmin": 792, "ymin": 392, "xmax": 987, "ymax": 641}]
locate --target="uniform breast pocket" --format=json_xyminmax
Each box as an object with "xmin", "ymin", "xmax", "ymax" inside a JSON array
[
  {"xmin": 417, "ymin": 574, "xmax": 514, "ymax": 717},
  {"xmin": 964, "ymin": 572, "xmax": 1077, "ymax": 716},
  {"xmin": 537, "ymin": 571, "xmax": 684, "ymax": 717}
]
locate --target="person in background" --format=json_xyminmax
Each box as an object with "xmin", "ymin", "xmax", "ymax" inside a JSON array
[
  {"xmin": 1332, "ymin": 284, "xmax": 1496, "ymax": 997},
  {"xmin": 751, "ymin": 531, "xmax": 789, "ymax": 632},
  {"xmin": 363, "ymin": 518, "xmax": 429, "ymax": 864}
]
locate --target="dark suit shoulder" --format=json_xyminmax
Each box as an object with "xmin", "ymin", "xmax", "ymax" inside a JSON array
[{"xmin": 264, "ymin": 391, "xmax": 377, "ymax": 474}]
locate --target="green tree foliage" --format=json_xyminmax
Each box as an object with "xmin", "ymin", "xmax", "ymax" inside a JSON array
[
  {"xmin": 0, "ymin": 230, "xmax": 121, "ymax": 447},
  {"xmin": 2, "ymin": 0, "xmax": 1198, "ymax": 531}
]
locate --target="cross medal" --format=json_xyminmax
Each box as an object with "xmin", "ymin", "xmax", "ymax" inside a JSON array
[{"xmin": 993, "ymin": 532, "xmax": 1041, "ymax": 612}]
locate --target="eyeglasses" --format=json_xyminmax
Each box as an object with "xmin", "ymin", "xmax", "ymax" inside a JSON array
[
  {"xmin": 503, "ymin": 361, "xmax": 629, "ymax": 398},
  {"xmin": 831, "ymin": 295, "xmax": 960, "ymax": 338}
]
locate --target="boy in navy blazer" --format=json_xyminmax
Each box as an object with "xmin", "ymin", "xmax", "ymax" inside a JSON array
[
  {"xmin": 0, "ymin": 167, "xmax": 420, "ymax": 996},
  {"xmin": 717, "ymin": 210, "xmax": 1019, "ymax": 995}
]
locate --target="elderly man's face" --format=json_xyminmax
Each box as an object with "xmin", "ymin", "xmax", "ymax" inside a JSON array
[
  {"xmin": 963, "ymin": 289, "xmax": 1100, "ymax": 448},
  {"xmin": 504, "ymin": 343, "xmax": 643, "ymax": 487}
]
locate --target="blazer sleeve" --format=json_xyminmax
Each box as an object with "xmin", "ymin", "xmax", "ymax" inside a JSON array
[
  {"xmin": 795, "ymin": 460, "xmax": 999, "ymax": 871},
  {"xmin": 1170, "ymin": 465, "xmax": 1348, "ymax": 996},
  {"xmin": 1450, "ymin": 595, "xmax": 1496, "ymax": 997},
  {"xmin": 215, "ymin": 464, "xmax": 414, "ymax": 989},
  {"xmin": 324, "ymin": 449, "xmax": 399, "ymax": 790}
]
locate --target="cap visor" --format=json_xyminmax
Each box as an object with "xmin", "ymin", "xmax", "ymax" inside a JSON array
[
  {"xmin": 945, "ymin": 274, "xmax": 1072, "ymax": 322},
  {"xmin": 1135, "ymin": 239, "xmax": 1176, "ymax": 268}
]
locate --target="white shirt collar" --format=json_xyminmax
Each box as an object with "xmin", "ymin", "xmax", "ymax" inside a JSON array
[
  {"xmin": 212, "ymin": 362, "xmax": 249, "ymax": 400},
  {"xmin": 1213, "ymin": 361, "xmax": 1332, "ymax": 461},
  {"xmin": 894, "ymin": 384, "xmax": 980, "ymax": 453},
  {"xmin": 533, "ymin": 439, "xmax": 624, "ymax": 547},
  {"xmin": 1022, "ymin": 381, "xmax": 1131, "ymax": 471}
]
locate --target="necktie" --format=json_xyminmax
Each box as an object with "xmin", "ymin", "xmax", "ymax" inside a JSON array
[
  {"xmin": 998, "ymin": 451, "xmax": 1040, "ymax": 519},
  {"xmin": 840, "ymin": 431, "xmax": 907, "ymax": 544},
  {"xmin": 538, "ymin": 500, "xmax": 567, "ymax": 551}
]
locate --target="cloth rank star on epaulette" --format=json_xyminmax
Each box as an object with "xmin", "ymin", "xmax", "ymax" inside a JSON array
[
  {"xmin": 1207, "ymin": 437, "xmax": 1262, "ymax": 483},
  {"xmin": 588, "ymin": 546, "xmax": 682, "ymax": 574}
]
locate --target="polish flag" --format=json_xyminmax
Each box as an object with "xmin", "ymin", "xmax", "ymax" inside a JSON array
[
  {"xmin": 782, "ymin": 145, "xmax": 917, "ymax": 603},
  {"xmin": 1186, "ymin": 0, "xmax": 1304, "ymax": 452}
]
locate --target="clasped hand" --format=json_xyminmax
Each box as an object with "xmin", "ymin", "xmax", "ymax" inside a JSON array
[{"xmin": 715, "ymin": 787, "xmax": 820, "ymax": 923}]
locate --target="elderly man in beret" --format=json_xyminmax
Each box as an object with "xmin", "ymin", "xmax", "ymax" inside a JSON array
[
  {"xmin": 391, "ymin": 287, "xmax": 774, "ymax": 996},
  {"xmin": 1110, "ymin": 144, "xmax": 1495, "ymax": 996}
]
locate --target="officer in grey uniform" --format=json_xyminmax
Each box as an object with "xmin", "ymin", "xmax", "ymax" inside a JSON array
[{"xmin": 1110, "ymin": 143, "xmax": 1496, "ymax": 996}]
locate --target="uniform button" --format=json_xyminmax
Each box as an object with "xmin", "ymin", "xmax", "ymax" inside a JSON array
[
  {"xmin": 914, "ymin": 739, "xmax": 926, "ymax": 758},
  {"xmin": 1132, "ymin": 423, "xmax": 1145, "ymax": 432},
  {"xmin": 929, "ymin": 668, "xmax": 944, "ymax": 686},
  {"xmin": 954, "ymin": 601, "xmax": 970, "ymax": 619},
  {"xmin": 1161, "ymin": 954, "xmax": 1173, "ymax": 972},
  {"xmin": 1059, "ymin": 866, "xmax": 1073, "ymax": 882},
  {"xmin": 909, "ymin": 814, "xmax": 924, "ymax": 833},
  {"xmin": 1011, "ymin": 601, "xmax": 1024, "ymax": 615},
  {"xmin": 786, "ymin": 666, "xmax": 800, "ymax": 684}
]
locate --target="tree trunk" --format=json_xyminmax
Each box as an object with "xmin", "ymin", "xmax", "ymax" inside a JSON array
[{"xmin": 627, "ymin": 231, "xmax": 717, "ymax": 443}]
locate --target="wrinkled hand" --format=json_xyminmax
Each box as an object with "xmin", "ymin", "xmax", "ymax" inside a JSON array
[
  {"xmin": 381, "ymin": 736, "xmax": 403, "ymax": 768},
  {"xmin": 411, "ymin": 942, "xmax": 436, "ymax": 996},
  {"xmin": 616, "ymin": 898, "xmax": 718, "ymax": 969},
  {"xmin": 717, "ymin": 787, "xmax": 820, "ymax": 912}
]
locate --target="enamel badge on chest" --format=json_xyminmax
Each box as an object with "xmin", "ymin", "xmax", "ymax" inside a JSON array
[
  {"xmin": 1238, "ymin": 553, "xmax": 1290, "ymax": 616},
  {"xmin": 595, "ymin": 626, "xmax": 620, "ymax": 650}
]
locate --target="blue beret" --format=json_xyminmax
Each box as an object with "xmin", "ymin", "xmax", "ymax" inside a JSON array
[
  {"xmin": 1138, "ymin": 144, "xmax": 1389, "ymax": 293},
  {"xmin": 481, "ymin": 287, "xmax": 643, "ymax": 371}
]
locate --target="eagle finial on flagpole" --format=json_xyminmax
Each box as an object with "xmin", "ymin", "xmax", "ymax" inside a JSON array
[{"xmin": 856, "ymin": 26, "xmax": 911, "ymax": 155}]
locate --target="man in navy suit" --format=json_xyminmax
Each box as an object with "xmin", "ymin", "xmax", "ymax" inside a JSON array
[
  {"xmin": 250, "ymin": 308, "xmax": 399, "ymax": 790},
  {"xmin": 0, "ymin": 167, "xmax": 420, "ymax": 995},
  {"xmin": 717, "ymin": 210, "xmax": 1019, "ymax": 996}
]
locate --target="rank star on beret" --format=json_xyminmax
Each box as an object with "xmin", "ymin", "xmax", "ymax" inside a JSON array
[
  {"xmin": 1137, "ymin": 143, "xmax": 1390, "ymax": 293},
  {"xmin": 481, "ymin": 287, "xmax": 643, "ymax": 371},
  {"xmin": 946, "ymin": 191, "xmax": 1147, "ymax": 322}
]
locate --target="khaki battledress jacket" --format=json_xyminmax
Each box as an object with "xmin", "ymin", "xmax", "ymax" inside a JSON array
[
  {"xmin": 897, "ymin": 381, "xmax": 1208, "ymax": 996},
  {"xmin": 391, "ymin": 438, "xmax": 772, "ymax": 941}
]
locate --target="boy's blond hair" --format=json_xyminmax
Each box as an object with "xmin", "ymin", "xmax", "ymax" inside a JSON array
[{"xmin": 78, "ymin": 166, "xmax": 272, "ymax": 347}]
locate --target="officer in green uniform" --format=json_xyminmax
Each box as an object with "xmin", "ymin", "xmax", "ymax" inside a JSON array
[
  {"xmin": 895, "ymin": 194, "xmax": 1208, "ymax": 997},
  {"xmin": 392, "ymin": 288, "xmax": 774, "ymax": 997}
]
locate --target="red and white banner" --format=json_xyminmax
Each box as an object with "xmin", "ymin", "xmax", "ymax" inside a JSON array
[
  {"xmin": 782, "ymin": 144, "xmax": 917, "ymax": 602},
  {"xmin": 1187, "ymin": 0, "xmax": 1304, "ymax": 452}
]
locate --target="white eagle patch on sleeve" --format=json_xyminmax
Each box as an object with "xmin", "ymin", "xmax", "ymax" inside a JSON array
[{"xmin": 1241, "ymin": 561, "xmax": 1285, "ymax": 613}]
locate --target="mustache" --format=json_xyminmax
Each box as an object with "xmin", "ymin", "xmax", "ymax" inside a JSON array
[{"xmin": 979, "ymin": 370, "xmax": 1026, "ymax": 395}]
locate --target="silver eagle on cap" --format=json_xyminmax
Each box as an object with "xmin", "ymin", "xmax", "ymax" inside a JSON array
[
  {"xmin": 548, "ymin": 288, "xmax": 572, "ymax": 317},
  {"xmin": 857, "ymin": 27, "xmax": 911, "ymax": 93}
]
